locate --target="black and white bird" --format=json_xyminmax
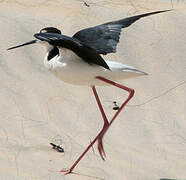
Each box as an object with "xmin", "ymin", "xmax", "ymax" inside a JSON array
[{"xmin": 8, "ymin": 9, "xmax": 171, "ymax": 174}]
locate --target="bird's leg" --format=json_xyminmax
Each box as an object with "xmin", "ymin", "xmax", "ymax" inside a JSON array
[
  {"xmin": 93, "ymin": 76, "xmax": 135, "ymax": 161},
  {"xmin": 60, "ymin": 119, "xmax": 109, "ymax": 175},
  {"xmin": 96, "ymin": 76, "xmax": 135, "ymax": 129},
  {"xmin": 92, "ymin": 86, "xmax": 109, "ymax": 160},
  {"xmin": 61, "ymin": 86, "xmax": 108, "ymax": 175},
  {"xmin": 61, "ymin": 77, "xmax": 134, "ymax": 175}
]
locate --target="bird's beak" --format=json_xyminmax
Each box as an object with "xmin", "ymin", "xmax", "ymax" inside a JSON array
[{"xmin": 7, "ymin": 39, "xmax": 37, "ymax": 50}]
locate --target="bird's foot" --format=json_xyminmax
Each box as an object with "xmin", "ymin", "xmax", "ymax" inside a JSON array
[
  {"xmin": 60, "ymin": 168, "xmax": 73, "ymax": 175},
  {"xmin": 97, "ymin": 137, "xmax": 106, "ymax": 160}
]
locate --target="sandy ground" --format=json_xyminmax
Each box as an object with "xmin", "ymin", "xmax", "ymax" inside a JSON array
[{"xmin": 0, "ymin": 0, "xmax": 186, "ymax": 180}]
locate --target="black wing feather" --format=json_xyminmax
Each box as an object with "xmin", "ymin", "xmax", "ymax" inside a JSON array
[
  {"xmin": 34, "ymin": 33, "xmax": 110, "ymax": 70},
  {"xmin": 73, "ymin": 10, "xmax": 171, "ymax": 55}
]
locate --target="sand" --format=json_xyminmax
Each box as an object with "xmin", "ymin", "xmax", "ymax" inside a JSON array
[{"xmin": 0, "ymin": 0, "xmax": 185, "ymax": 179}]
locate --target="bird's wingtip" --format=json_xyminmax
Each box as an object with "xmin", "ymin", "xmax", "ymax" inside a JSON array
[
  {"xmin": 143, "ymin": 71, "xmax": 148, "ymax": 75},
  {"xmin": 135, "ymin": 69, "xmax": 148, "ymax": 76}
]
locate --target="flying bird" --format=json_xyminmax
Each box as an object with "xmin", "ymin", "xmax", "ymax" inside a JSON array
[{"xmin": 8, "ymin": 9, "xmax": 171, "ymax": 175}]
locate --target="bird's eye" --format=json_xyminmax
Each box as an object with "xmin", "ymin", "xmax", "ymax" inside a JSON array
[
  {"xmin": 39, "ymin": 27, "xmax": 61, "ymax": 34},
  {"xmin": 40, "ymin": 29, "xmax": 47, "ymax": 33}
]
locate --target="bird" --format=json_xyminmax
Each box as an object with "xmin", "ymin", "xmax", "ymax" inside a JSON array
[{"xmin": 8, "ymin": 9, "xmax": 171, "ymax": 175}]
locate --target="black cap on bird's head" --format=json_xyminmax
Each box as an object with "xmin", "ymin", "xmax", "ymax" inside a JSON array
[{"xmin": 7, "ymin": 27, "xmax": 61, "ymax": 50}]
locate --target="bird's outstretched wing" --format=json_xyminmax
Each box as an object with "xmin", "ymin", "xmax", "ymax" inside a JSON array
[
  {"xmin": 34, "ymin": 33, "xmax": 110, "ymax": 69},
  {"xmin": 73, "ymin": 10, "xmax": 171, "ymax": 55}
]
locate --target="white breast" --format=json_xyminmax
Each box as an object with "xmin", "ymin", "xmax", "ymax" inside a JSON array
[{"xmin": 43, "ymin": 48, "xmax": 147, "ymax": 86}]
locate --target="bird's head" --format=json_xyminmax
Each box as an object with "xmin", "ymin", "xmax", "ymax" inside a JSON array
[{"xmin": 7, "ymin": 27, "xmax": 61, "ymax": 50}]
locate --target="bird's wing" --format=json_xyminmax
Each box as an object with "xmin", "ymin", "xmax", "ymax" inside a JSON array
[
  {"xmin": 34, "ymin": 33, "xmax": 110, "ymax": 70},
  {"xmin": 73, "ymin": 10, "xmax": 171, "ymax": 55}
]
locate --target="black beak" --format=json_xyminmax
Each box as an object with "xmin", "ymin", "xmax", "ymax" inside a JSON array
[{"xmin": 7, "ymin": 39, "xmax": 37, "ymax": 50}]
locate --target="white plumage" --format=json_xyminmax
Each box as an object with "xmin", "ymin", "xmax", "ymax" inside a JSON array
[{"xmin": 44, "ymin": 48, "xmax": 147, "ymax": 86}]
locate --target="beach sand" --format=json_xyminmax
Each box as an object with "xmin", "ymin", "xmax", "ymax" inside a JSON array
[{"xmin": 0, "ymin": 0, "xmax": 185, "ymax": 179}]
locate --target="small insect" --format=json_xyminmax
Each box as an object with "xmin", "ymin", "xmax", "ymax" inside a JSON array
[
  {"xmin": 50, "ymin": 143, "xmax": 64, "ymax": 153},
  {"xmin": 113, "ymin": 101, "xmax": 120, "ymax": 110},
  {"xmin": 84, "ymin": 2, "xmax": 90, "ymax": 7}
]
